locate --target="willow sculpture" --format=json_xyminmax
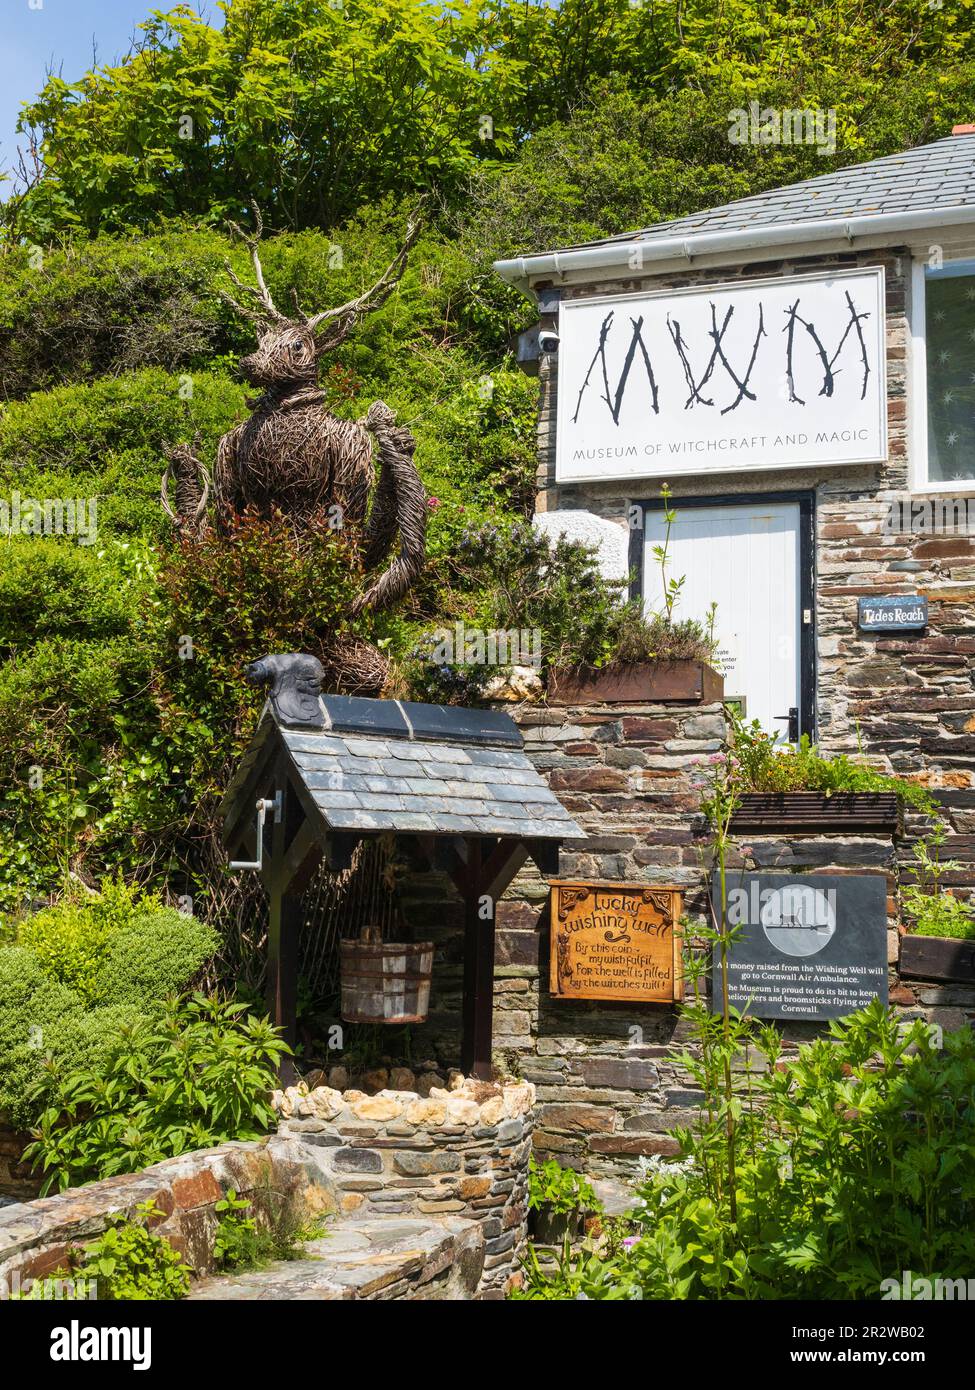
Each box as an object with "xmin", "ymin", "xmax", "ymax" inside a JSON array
[{"xmin": 162, "ymin": 208, "xmax": 428, "ymax": 692}]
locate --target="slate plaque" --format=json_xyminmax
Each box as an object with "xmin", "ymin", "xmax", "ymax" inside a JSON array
[
  {"xmin": 857, "ymin": 595, "xmax": 928, "ymax": 631},
  {"xmin": 711, "ymin": 873, "xmax": 888, "ymax": 1020}
]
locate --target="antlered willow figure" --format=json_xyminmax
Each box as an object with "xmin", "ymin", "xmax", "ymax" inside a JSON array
[{"xmin": 162, "ymin": 207, "xmax": 428, "ymax": 692}]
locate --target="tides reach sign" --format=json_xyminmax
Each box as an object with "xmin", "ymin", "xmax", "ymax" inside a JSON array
[{"xmin": 555, "ymin": 267, "xmax": 887, "ymax": 482}]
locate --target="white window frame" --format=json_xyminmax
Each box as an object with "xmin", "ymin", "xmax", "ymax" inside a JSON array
[{"xmin": 910, "ymin": 255, "xmax": 975, "ymax": 494}]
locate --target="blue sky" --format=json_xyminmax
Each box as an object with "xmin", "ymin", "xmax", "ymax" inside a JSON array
[{"xmin": 0, "ymin": 0, "xmax": 219, "ymax": 186}]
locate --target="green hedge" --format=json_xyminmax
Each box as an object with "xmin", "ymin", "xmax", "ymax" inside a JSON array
[{"xmin": 0, "ymin": 882, "xmax": 217, "ymax": 1128}]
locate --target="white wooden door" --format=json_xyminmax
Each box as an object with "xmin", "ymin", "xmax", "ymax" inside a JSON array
[{"xmin": 642, "ymin": 501, "xmax": 802, "ymax": 740}]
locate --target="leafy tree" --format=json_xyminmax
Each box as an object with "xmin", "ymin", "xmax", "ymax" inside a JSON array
[{"xmin": 9, "ymin": 0, "xmax": 527, "ymax": 239}]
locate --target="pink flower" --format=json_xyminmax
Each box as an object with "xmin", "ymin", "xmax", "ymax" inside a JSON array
[{"xmin": 427, "ymin": 496, "xmax": 440, "ymax": 509}]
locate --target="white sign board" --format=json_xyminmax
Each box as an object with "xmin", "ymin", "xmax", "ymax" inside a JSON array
[{"xmin": 555, "ymin": 268, "xmax": 887, "ymax": 483}]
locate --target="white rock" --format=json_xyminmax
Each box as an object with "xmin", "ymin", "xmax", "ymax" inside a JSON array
[
  {"xmin": 501, "ymin": 1082, "xmax": 534, "ymax": 1118},
  {"xmin": 300, "ymin": 1087, "xmax": 345, "ymax": 1121},
  {"xmin": 406, "ymin": 1098, "xmax": 448, "ymax": 1127},
  {"xmin": 351, "ymin": 1095, "xmax": 403, "ymax": 1122},
  {"xmin": 533, "ymin": 510, "xmax": 630, "ymax": 586},
  {"xmin": 444, "ymin": 1097, "xmax": 481, "ymax": 1127}
]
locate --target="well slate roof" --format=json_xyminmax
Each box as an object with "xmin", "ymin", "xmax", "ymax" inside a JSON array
[
  {"xmin": 225, "ymin": 695, "xmax": 585, "ymax": 843},
  {"xmin": 548, "ymin": 131, "xmax": 975, "ymax": 254}
]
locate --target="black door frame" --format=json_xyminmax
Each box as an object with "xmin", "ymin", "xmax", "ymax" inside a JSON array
[{"xmin": 628, "ymin": 489, "xmax": 817, "ymax": 741}]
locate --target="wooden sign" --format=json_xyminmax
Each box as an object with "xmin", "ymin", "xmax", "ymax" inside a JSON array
[
  {"xmin": 548, "ymin": 880, "xmax": 683, "ymax": 1003},
  {"xmin": 858, "ymin": 595, "xmax": 928, "ymax": 631}
]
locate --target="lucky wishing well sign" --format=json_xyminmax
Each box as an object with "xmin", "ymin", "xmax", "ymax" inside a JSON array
[
  {"xmin": 556, "ymin": 268, "xmax": 887, "ymax": 483},
  {"xmin": 549, "ymin": 880, "xmax": 683, "ymax": 1003},
  {"xmin": 711, "ymin": 873, "xmax": 888, "ymax": 1020}
]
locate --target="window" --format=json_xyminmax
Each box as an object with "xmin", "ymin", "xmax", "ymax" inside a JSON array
[{"xmin": 914, "ymin": 259, "xmax": 975, "ymax": 488}]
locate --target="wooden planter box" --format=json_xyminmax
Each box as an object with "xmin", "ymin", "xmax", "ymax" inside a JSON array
[
  {"xmin": 547, "ymin": 660, "xmax": 724, "ymax": 706},
  {"xmin": 899, "ymin": 932, "xmax": 975, "ymax": 984},
  {"xmin": 730, "ymin": 792, "xmax": 901, "ymax": 835}
]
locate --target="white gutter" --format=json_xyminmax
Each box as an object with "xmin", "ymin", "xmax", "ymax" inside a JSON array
[{"xmin": 493, "ymin": 204, "xmax": 975, "ymax": 292}]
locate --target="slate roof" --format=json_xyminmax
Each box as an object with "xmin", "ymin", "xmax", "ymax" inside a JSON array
[
  {"xmin": 225, "ymin": 695, "xmax": 586, "ymax": 843},
  {"xmin": 541, "ymin": 131, "xmax": 975, "ymax": 254}
]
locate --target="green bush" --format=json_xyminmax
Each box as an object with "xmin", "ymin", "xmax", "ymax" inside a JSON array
[
  {"xmin": 902, "ymin": 827, "xmax": 975, "ymax": 940},
  {"xmin": 0, "ymin": 881, "xmax": 217, "ymax": 1129},
  {"xmin": 13, "ymin": 878, "xmax": 212, "ymax": 1007},
  {"xmin": 100, "ymin": 911, "xmax": 219, "ymax": 1008},
  {"xmin": 515, "ymin": 1001, "xmax": 975, "ymax": 1300},
  {"xmin": 0, "ymin": 948, "xmax": 82, "ymax": 1129},
  {"xmin": 726, "ymin": 713, "xmax": 939, "ymax": 815},
  {"xmin": 24, "ymin": 993, "xmax": 288, "ymax": 1193},
  {"xmin": 0, "ymin": 230, "xmax": 243, "ymax": 397}
]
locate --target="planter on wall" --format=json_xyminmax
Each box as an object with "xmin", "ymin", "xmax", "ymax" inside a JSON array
[
  {"xmin": 547, "ymin": 660, "xmax": 724, "ymax": 706},
  {"xmin": 899, "ymin": 932, "xmax": 975, "ymax": 985},
  {"xmin": 729, "ymin": 792, "xmax": 901, "ymax": 835}
]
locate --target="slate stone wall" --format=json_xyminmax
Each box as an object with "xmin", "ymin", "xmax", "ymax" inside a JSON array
[
  {"xmin": 532, "ymin": 246, "xmax": 975, "ymax": 897},
  {"xmin": 273, "ymin": 1078, "xmax": 534, "ymax": 1295},
  {"xmin": 393, "ymin": 688, "xmax": 975, "ymax": 1180}
]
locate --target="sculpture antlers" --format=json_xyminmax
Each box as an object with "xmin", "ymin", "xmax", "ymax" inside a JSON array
[{"xmin": 221, "ymin": 202, "xmax": 422, "ymax": 350}]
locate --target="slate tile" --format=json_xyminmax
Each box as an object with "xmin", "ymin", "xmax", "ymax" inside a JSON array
[
  {"xmin": 321, "ymin": 696, "xmax": 409, "ymax": 739},
  {"xmin": 324, "ymin": 808, "xmax": 389, "ymax": 830},
  {"xmin": 284, "ymin": 735, "xmax": 346, "ymax": 756},
  {"xmin": 338, "ymin": 757, "xmax": 383, "ymax": 775},
  {"xmin": 344, "ymin": 739, "xmax": 390, "ymax": 759},
  {"xmin": 431, "ymin": 813, "xmax": 480, "ymax": 833},
  {"xmin": 420, "ymin": 745, "xmax": 471, "ymax": 765},
  {"xmin": 388, "ymin": 812, "xmax": 437, "ymax": 831},
  {"xmin": 489, "ymin": 781, "xmax": 537, "ymax": 802},
  {"xmin": 382, "ymin": 760, "xmax": 425, "ymax": 778},
  {"xmin": 313, "ymin": 790, "xmax": 361, "ymax": 809},
  {"xmin": 364, "ymin": 777, "xmax": 414, "ymax": 794},
  {"xmin": 356, "ymin": 794, "xmax": 406, "ymax": 812},
  {"xmin": 302, "ymin": 770, "xmax": 352, "ymax": 791},
  {"xmin": 487, "ymin": 800, "xmax": 529, "ymax": 817}
]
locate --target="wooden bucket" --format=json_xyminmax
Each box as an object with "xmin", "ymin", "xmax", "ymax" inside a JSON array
[{"xmin": 339, "ymin": 930, "xmax": 434, "ymax": 1024}]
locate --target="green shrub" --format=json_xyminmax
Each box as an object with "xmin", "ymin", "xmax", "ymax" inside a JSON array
[
  {"xmin": 17, "ymin": 900, "xmax": 117, "ymax": 1005},
  {"xmin": 726, "ymin": 713, "xmax": 939, "ymax": 815},
  {"xmin": 902, "ymin": 827, "xmax": 975, "ymax": 940},
  {"xmin": 13, "ymin": 878, "xmax": 210, "ymax": 1006},
  {"xmin": 528, "ymin": 1157, "xmax": 599, "ymax": 1216},
  {"xmin": 0, "ymin": 947, "xmax": 82, "ymax": 1129},
  {"xmin": 24, "ymin": 993, "xmax": 288, "ymax": 1193},
  {"xmin": 100, "ymin": 911, "xmax": 219, "ymax": 1008},
  {"xmin": 0, "ymin": 944, "xmax": 142, "ymax": 1131},
  {"xmin": 72, "ymin": 1200, "xmax": 190, "ymax": 1301},
  {"xmin": 0, "ymin": 881, "xmax": 217, "ymax": 1128},
  {"xmin": 213, "ymin": 1184, "xmax": 319, "ymax": 1271},
  {"xmin": 0, "ymin": 231, "xmax": 243, "ymax": 397},
  {"xmin": 515, "ymin": 1001, "xmax": 975, "ymax": 1300}
]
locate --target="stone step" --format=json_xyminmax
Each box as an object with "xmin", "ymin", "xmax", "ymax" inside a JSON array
[{"xmin": 187, "ymin": 1215, "xmax": 484, "ymax": 1301}]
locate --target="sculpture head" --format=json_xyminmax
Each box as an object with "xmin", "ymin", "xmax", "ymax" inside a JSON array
[
  {"xmin": 239, "ymin": 321, "xmax": 319, "ymax": 391},
  {"xmin": 222, "ymin": 204, "xmax": 422, "ymax": 392},
  {"xmin": 247, "ymin": 652, "xmax": 325, "ymax": 727}
]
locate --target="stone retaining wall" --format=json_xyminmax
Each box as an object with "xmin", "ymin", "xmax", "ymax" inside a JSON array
[
  {"xmin": 490, "ymin": 698, "xmax": 975, "ymax": 1175},
  {"xmin": 0, "ymin": 1119, "xmax": 39, "ymax": 1203},
  {"xmin": 274, "ymin": 1076, "xmax": 533, "ymax": 1295}
]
